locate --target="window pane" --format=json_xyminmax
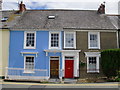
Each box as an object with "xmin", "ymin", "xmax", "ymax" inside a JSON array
[
  {"xmin": 65, "ymin": 56, "xmax": 74, "ymax": 60},
  {"xmin": 90, "ymin": 34, "xmax": 98, "ymax": 48},
  {"xmin": 25, "ymin": 57, "xmax": 34, "ymax": 71},
  {"xmin": 26, "ymin": 32, "xmax": 35, "ymax": 47},
  {"xmin": 65, "ymin": 33, "xmax": 74, "ymax": 47},
  {"xmin": 88, "ymin": 57, "xmax": 97, "ymax": 71},
  {"xmin": 50, "ymin": 57, "xmax": 59, "ymax": 60},
  {"xmin": 51, "ymin": 33, "xmax": 59, "ymax": 47}
]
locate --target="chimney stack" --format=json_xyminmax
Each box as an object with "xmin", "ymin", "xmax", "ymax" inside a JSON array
[
  {"xmin": 97, "ymin": 2, "xmax": 105, "ymax": 14},
  {"xmin": 19, "ymin": 1, "xmax": 26, "ymax": 13}
]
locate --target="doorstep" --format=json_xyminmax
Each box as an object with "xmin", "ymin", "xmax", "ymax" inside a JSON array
[
  {"xmin": 48, "ymin": 78, "xmax": 77, "ymax": 84},
  {"xmin": 63, "ymin": 79, "xmax": 77, "ymax": 84},
  {"xmin": 48, "ymin": 79, "xmax": 61, "ymax": 83},
  {"xmin": 0, "ymin": 79, "xmax": 3, "ymax": 82}
]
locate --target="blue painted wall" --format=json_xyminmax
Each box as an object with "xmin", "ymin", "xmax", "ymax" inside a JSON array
[{"xmin": 9, "ymin": 31, "xmax": 63, "ymax": 77}]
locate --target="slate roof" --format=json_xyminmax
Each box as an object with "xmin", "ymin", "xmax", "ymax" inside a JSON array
[
  {"xmin": 1, "ymin": 10, "xmax": 117, "ymax": 30},
  {"xmin": 1, "ymin": 10, "xmax": 21, "ymax": 29},
  {"xmin": 10, "ymin": 10, "xmax": 116, "ymax": 30},
  {"xmin": 118, "ymin": 16, "xmax": 120, "ymax": 29},
  {"xmin": 108, "ymin": 15, "xmax": 120, "ymax": 30}
]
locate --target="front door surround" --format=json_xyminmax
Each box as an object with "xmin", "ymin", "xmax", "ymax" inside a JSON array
[{"xmin": 62, "ymin": 50, "xmax": 81, "ymax": 78}]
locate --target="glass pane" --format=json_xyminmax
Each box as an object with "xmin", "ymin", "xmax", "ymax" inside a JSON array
[
  {"xmin": 51, "ymin": 33, "xmax": 59, "ymax": 47},
  {"xmin": 88, "ymin": 57, "xmax": 97, "ymax": 71},
  {"xmin": 26, "ymin": 32, "xmax": 35, "ymax": 47},
  {"xmin": 25, "ymin": 57, "xmax": 34, "ymax": 71},
  {"xmin": 65, "ymin": 56, "xmax": 74, "ymax": 60},
  {"xmin": 65, "ymin": 33, "xmax": 74, "ymax": 47},
  {"xmin": 90, "ymin": 34, "xmax": 98, "ymax": 47}
]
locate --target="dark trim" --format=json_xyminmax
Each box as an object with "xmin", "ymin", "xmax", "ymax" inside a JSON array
[
  {"xmin": 74, "ymin": 77, "xmax": 79, "ymax": 79},
  {"xmin": 0, "ymin": 28, "xmax": 9, "ymax": 29},
  {"xmin": 118, "ymin": 30, "xmax": 120, "ymax": 48},
  {"xmin": 62, "ymin": 77, "xmax": 79, "ymax": 79},
  {"xmin": 4, "ymin": 79, "xmax": 42, "ymax": 83},
  {"xmin": 0, "ymin": 76, "xmax": 5, "ymax": 79}
]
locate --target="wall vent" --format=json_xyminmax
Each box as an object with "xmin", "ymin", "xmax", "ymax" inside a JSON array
[
  {"xmin": 1, "ymin": 17, "xmax": 8, "ymax": 22},
  {"xmin": 47, "ymin": 15, "xmax": 55, "ymax": 19}
]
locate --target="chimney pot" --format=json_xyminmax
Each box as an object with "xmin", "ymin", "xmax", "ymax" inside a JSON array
[
  {"xmin": 19, "ymin": 1, "xmax": 26, "ymax": 13},
  {"xmin": 97, "ymin": 3, "xmax": 105, "ymax": 14}
]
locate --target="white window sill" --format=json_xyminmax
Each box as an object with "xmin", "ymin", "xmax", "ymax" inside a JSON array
[
  {"xmin": 49, "ymin": 47, "xmax": 61, "ymax": 49},
  {"xmin": 87, "ymin": 71, "xmax": 99, "ymax": 73},
  {"xmin": 23, "ymin": 71, "xmax": 35, "ymax": 74},
  {"xmin": 64, "ymin": 47, "xmax": 76, "ymax": 49},
  {"xmin": 88, "ymin": 47, "xmax": 100, "ymax": 49},
  {"xmin": 24, "ymin": 47, "xmax": 36, "ymax": 49}
]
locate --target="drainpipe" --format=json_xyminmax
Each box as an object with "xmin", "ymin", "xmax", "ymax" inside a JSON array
[{"xmin": 116, "ymin": 30, "xmax": 119, "ymax": 48}]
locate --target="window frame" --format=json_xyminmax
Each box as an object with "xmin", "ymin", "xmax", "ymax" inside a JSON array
[
  {"xmin": 49, "ymin": 31, "xmax": 61, "ymax": 49},
  {"xmin": 88, "ymin": 32, "xmax": 100, "ymax": 49},
  {"xmin": 24, "ymin": 55, "xmax": 35, "ymax": 73},
  {"xmin": 85, "ymin": 52, "xmax": 100, "ymax": 73},
  {"xmin": 87, "ymin": 56, "xmax": 99, "ymax": 73},
  {"xmin": 24, "ymin": 31, "xmax": 36, "ymax": 49},
  {"xmin": 64, "ymin": 31, "xmax": 76, "ymax": 49}
]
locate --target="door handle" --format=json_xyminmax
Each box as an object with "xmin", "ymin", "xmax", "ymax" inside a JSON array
[{"xmin": 67, "ymin": 68, "xmax": 71, "ymax": 69}]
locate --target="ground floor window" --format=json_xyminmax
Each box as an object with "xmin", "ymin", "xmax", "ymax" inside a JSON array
[
  {"xmin": 87, "ymin": 56, "xmax": 99, "ymax": 73},
  {"xmin": 85, "ymin": 52, "xmax": 100, "ymax": 73},
  {"xmin": 88, "ymin": 57, "xmax": 97, "ymax": 72},
  {"xmin": 24, "ymin": 56, "xmax": 35, "ymax": 73}
]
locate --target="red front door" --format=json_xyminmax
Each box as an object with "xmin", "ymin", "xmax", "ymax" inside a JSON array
[{"xmin": 65, "ymin": 60, "xmax": 74, "ymax": 78}]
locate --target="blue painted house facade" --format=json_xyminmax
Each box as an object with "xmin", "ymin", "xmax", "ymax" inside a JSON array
[{"xmin": 8, "ymin": 30, "xmax": 80, "ymax": 80}]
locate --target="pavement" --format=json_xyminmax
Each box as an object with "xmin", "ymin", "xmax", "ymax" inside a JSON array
[
  {"xmin": 0, "ymin": 78, "xmax": 119, "ymax": 90},
  {"xmin": 0, "ymin": 80, "xmax": 120, "ymax": 89}
]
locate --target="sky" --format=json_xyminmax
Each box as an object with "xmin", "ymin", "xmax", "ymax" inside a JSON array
[{"xmin": 2, "ymin": 0, "xmax": 120, "ymax": 14}]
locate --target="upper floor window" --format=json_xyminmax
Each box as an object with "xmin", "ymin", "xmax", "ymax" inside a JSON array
[
  {"xmin": 64, "ymin": 32, "xmax": 76, "ymax": 48},
  {"xmin": 88, "ymin": 32, "xmax": 100, "ymax": 49},
  {"xmin": 24, "ymin": 56, "xmax": 35, "ymax": 73},
  {"xmin": 24, "ymin": 31, "xmax": 36, "ymax": 49},
  {"xmin": 49, "ymin": 32, "xmax": 60, "ymax": 49}
]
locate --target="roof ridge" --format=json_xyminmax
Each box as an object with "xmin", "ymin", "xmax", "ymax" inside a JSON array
[
  {"xmin": 25, "ymin": 9, "xmax": 97, "ymax": 12},
  {"xmin": 2, "ymin": 9, "xmax": 97, "ymax": 12}
]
